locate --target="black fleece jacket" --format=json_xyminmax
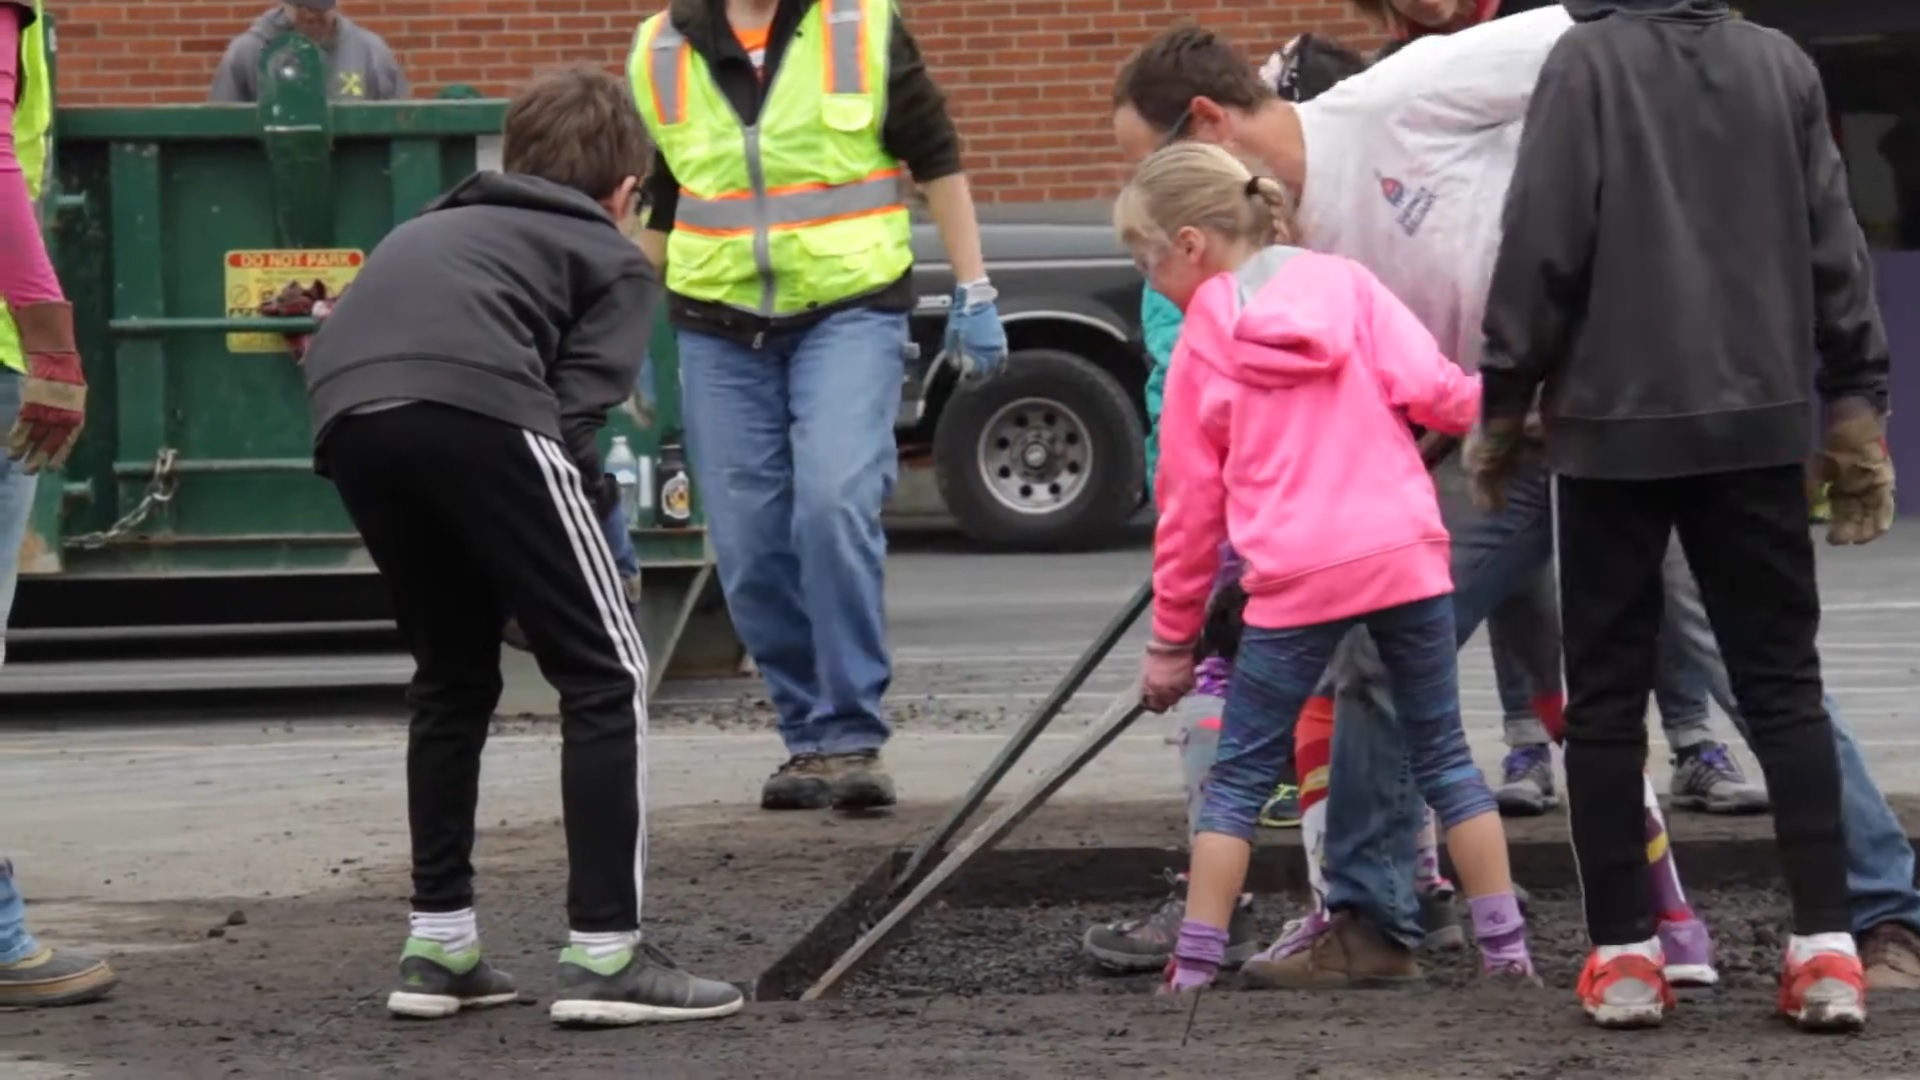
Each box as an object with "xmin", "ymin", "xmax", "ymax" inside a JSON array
[
  {"xmin": 1481, "ymin": 0, "xmax": 1890, "ymax": 480},
  {"xmin": 640, "ymin": 0, "xmax": 962, "ymax": 343}
]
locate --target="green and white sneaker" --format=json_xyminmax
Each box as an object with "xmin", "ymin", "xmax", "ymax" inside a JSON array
[
  {"xmin": 385, "ymin": 938, "xmax": 521, "ymax": 1019},
  {"xmin": 549, "ymin": 941, "xmax": 745, "ymax": 1027}
]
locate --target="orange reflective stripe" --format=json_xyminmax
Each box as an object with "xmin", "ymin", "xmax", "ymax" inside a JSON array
[
  {"xmin": 674, "ymin": 204, "xmax": 906, "ymax": 240},
  {"xmin": 821, "ymin": 0, "xmax": 869, "ymax": 96},
  {"xmin": 675, "ymin": 169, "xmax": 905, "ymax": 235},
  {"xmin": 644, "ymin": 17, "xmax": 689, "ymax": 125}
]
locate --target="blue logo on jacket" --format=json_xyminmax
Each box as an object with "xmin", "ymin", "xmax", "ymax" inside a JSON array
[{"xmin": 1377, "ymin": 172, "xmax": 1437, "ymax": 238}]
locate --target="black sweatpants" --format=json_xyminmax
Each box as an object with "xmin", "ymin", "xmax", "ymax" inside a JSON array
[
  {"xmin": 324, "ymin": 403, "xmax": 648, "ymax": 934},
  {"xmin": 1556, "ymin": 464, "xmax": 1847, "ymax": 946}
]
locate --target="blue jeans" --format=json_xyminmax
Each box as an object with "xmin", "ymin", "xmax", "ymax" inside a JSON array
[
  {"xmin": 676, "ymin": 308, "xmax": 906, "ymax": 756},
  {"xmin": 1200, "ymin": 596, "xmax": 1494, "ymax": 843},
  {"xmin": 0, "ymin": 369, "xmax": 35, "ymax": 663},
  {"xmin": 0, "ymin": 371, "xmax": 38, "ymax": 963},
  {"xmin": 1325, "ymin": 460, "xmax": 1920, "ymax": 944},
  {"xmin": 603, "ymin": 496, "xmax": 639, "ymax": 580},
  {"xmin": 1660, "ymin": 538, "xmax": 1920, "ymax": 935}
]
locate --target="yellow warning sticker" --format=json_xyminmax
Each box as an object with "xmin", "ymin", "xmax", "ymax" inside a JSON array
[{"xmin": 223, "ymin": 249, "xmax": 365, "ymax": 354}]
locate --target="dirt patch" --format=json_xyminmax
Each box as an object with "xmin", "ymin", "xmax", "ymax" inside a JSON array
[
  {"xmin": 7, "ymin": 801, "xmax": 1920, "ymax": 1078},
  {"xmin": 840, "ymin": 885, "xmax": 1802, "ymax": 1000}
]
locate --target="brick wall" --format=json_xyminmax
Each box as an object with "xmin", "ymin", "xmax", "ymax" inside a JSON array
[{"xmin": 53, "ymin": 0, "xmax": 1377, "ymax": 201}]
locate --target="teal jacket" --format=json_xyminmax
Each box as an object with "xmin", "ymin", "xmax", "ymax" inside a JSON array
[{"xmin": 1140, "ymin": 286, "xmax": 1184, "ymax": 496}]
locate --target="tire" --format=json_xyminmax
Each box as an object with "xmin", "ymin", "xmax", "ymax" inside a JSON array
[{"xmin": 933, "ymin": 348, "xmax": 1145, "ymax": 551}]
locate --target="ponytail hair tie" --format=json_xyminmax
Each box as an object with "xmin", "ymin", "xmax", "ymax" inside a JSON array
[{"xmin": 1245, "ymin": 177, "xmax": 1263, "ymax": 197}]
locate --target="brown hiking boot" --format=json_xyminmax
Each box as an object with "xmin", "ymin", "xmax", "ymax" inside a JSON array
[
  {"xmin": 1239, "ymin": 911, "xmax": 1423, "ymax": 990},
  {"xmin": 825, "ymin": 750, "xmax": 896, "ymax": 811},
  {"xmin": 760, "ymin": 753, "xmax": 833, "ymax": 810},
  {"xmin": 1860, "ymin": 921, "xmax": 1920, "ymax": 991}
]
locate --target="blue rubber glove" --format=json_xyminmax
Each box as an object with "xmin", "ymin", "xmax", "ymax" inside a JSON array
[{"xmin": 943, "ymin": 279, "xmax": 1008, "ymax": 385}]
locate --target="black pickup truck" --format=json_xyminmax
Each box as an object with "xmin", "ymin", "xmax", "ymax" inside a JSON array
[{"xmin": 901, "ymin": 208, "xmax": 1150, "ymax": 550}]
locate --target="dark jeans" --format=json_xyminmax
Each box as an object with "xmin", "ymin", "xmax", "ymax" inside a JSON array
[
  {"xmin": 1197, "ymin": 595, "xmax": 1495, "ymax": 843},
  {"xmin": 1557, "ymin": 465, "xmax": 1848, "ymax": 944}
]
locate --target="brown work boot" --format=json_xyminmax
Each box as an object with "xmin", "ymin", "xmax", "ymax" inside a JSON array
[
  {"xmin": 824, "ymin": 750, "xmax": 896, "ymax": 811},
  {"xmin": 1860, "ymin": 921, "xmax": 1920, "ymax": 991},
  {"xmin": 1239, "ymin": 911, "xmax": 1423, "ymax": 990},
  {"xmin": 760, "ymin": 753, "xmax": 833, "ymax": 811},
  {"xmin": 0, "ymin": 945, "xmax": 118, "ymax": 1008}
]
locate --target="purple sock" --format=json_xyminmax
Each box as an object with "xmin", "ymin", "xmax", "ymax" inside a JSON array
[
  {"xmin": 1169, "ymin": 919, "xmax": 1229, "ymax": 991},
  {"xmin": 1468, "ymin": 892, "xmax": 1532, "ymax": 975}
]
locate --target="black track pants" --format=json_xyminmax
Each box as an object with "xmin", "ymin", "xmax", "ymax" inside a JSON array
[
  {"xmin": 324, "ymin": 403, "xmax": 648, "ymax": 934},
  {"xmin": 1556, "ymin": 465, "xmax": 1847, "ymax": 945}
]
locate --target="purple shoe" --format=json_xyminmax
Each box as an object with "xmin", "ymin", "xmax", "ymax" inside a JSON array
[{"xmin": 1657, "ymin": 916, "xmax": 1720, "ymax": 989}]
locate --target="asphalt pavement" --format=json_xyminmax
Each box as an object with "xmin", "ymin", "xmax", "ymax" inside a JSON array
[{"xmin": 8, "ymin": 527, "xmax": 1920, "ymax": 942}]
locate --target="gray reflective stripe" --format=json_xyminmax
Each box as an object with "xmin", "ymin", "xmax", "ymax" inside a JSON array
[
  {"xmin": 648, "ymin": 20, "xmax": 687, "ymax": 123},
  {"xmin": 676, "ymin": 173, "xmax": 903, "ymax": 232},
  {"xmin": 824, "ymin": 0, "xmax": 867, "ymax": 94},
  {"xmin": 1233, "ymin": 245, "xmax": 1304, "ymax": 307}
]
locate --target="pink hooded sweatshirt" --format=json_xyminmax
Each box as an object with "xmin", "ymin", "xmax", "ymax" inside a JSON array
[{"xmin": 1152, "ymin": 246, "xmax": 1480, "ymax": 644}]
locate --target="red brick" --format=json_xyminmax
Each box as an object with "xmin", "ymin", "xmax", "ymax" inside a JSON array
[{"xmin": 57, "ymin": 0, "xmax": 1379, "ymax": 201}]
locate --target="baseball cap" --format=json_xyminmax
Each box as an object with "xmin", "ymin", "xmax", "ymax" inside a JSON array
[{"xmin": 285, "ymin": 0, "xmax": 338, "ymax": 11}]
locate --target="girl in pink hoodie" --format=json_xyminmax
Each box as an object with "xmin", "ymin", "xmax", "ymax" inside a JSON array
[{"xmin": 1115, "ymin": 142, "xmax": 1530, "ymax": 991}]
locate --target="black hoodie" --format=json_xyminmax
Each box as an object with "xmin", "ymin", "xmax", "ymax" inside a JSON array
[
  {"xmin": 303, "ymin": 172, "xmax": 657, "ymax": 480},
  {"xmin": 1480, "ymin": 0, "xmax": 1890, "ymax": 480}
]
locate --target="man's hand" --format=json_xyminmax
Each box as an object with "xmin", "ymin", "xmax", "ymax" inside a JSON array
[
  {"xmin": 1816, "ymin": 399, "xmax": 1895, "ymax": 546},
  {"xmin": 8, "ymin": 301, "xmax": 87, "ymax": 474},
  {"xmin": 1141, "ymin": 636, "xmax": 1197, "ymax": 713},
  {"xmin": 943, "ymin": 279, "xmax": 1008, "ymax": 385},
  {"xmin": 1465, "ymin": 416, "xmax": 1528, "ymax": 511}
]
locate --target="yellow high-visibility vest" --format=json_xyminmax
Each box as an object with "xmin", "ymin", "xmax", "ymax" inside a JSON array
[
  {"xmin": 1, "ymin": 0, "xmax": 52, "ymax": 374},
  {"xmin": 628, "ymin": 0, "xmax": 913, "ymax": 317}
]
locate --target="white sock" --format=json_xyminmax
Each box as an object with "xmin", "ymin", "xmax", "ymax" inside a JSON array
[
  {"xmin": 1789, "ymin": 932, "xmax": 1858, "ymax": 963},
  {"xmin": 409, "ymin": 908, "xmax": 479, "ymax": 953},
  {"xmin": 570, "ymin": 930, "xmax": 639, "ymax": 960},
  {"xmin": 1595, "ymin": 937, "xmax": 1662, "ymax": 964}
]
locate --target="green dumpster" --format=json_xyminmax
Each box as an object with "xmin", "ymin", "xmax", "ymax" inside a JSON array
[{"xmin": 16, "ymin": 33, "xmax": 742, "ymax": 693}]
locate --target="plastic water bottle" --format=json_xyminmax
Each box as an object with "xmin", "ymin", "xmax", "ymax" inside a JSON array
[{"xmin": 606, "ymin": 435, "xmax": 640, "ymax": 528}]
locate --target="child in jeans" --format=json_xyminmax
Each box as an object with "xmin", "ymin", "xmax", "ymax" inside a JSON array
[{"xmin": 1117, "ymin": 142, "xmax": 1531, "ymax": 991}]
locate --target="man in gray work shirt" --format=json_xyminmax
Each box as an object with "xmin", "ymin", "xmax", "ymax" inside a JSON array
[{"xmin": 210, "ymin": 0, "xmax": 408, "ymax": 103}]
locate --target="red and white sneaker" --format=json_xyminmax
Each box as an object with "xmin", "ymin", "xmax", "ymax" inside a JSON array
[
  {"xmin": 1577, "ymin": 948, "xmax": 1674, "ymax": 1029},
  {"xmin": 1779, "ymin": 942, "xmax": 1867, "ymax": 1032}
]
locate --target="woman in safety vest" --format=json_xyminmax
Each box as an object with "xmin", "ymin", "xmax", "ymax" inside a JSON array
[
  {"xmin": 630, "ymin": 0, "xmax": 1005, "ymax": 815},
  {"xmin": 0, "ymin": 0, "xmax": 111, "ymax": 1009}
]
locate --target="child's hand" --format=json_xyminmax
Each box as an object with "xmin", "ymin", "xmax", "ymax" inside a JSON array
[{"xmin": 1141, "ymin": 638, "xmax": 1197, "ymax": 712}]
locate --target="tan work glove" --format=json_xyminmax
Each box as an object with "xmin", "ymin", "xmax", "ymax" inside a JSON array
[
  {"xmin": 9, "ymin": 301, "xmax": 88, "ymax": 474},
  {"xmin": 1466, "ymin": 416, "xmax": 1530, "ymax": 511},
  {"xmin": 1814, "ymin": 399, "xmax": 1894, "ymax": 546}
]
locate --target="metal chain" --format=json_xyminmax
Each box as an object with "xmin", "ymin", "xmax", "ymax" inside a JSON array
[{"xmin": 67, "ymin": 447, "xmax": 181, "ymax": 550}]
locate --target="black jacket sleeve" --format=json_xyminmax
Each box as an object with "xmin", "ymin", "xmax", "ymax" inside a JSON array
[
  {"xmin": 643, "ymin": 149, "xmax": 681, "ymax": 234},
  {"xmin": 553, "ymin": 267, "xmax": 657, "ymax": 478},
  {"xmin": 1801, "ymin": 67, "xmax": 1891, "ymax": 413},
  {"xmin": 1479, "ymin": 37, "xmax": 1603, "ymax": 422},
  {"xmin": 881, "ymin": 16, "xmax": 963, "ymax": 183}
]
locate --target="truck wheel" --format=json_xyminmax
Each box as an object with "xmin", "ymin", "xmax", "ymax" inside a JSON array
[{"xmin": 933, "ymin": 348, "xmax": 1145, "ymax": 551}]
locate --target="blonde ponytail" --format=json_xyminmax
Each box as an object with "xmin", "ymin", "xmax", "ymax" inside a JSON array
[{"xmin": 1113, "ymin": 143, "xmax": 1296, "ymax": 267}]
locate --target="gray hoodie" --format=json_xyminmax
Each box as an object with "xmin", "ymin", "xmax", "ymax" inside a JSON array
[
  {"xmin": 209, "ymin": 8, "xmax": 408, "ymax": 103},
  {"xmin": 303, "ymin": 172, "xmax": 657, "ymax": 481}
]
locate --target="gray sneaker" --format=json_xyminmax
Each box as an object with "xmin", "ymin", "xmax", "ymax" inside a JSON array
[
  {"xmin": 0, "ymin": 944, "xmax": 117, "ymax": 1008},
  {"xmin": 1496, "ymin": 745, "xmax": 1559, "ymax": 816},
  {"xmin": 1081, "ymin": 871, "xmax": 1260, "ymax": 973},
  {"xmin": 1419, "ymin": 884, "xmax": 1466, "ymax": 951},
  {"xmin": 549, "ymin": 942, "xmax": 745, "ymax": 1026},
  {"xmin": 1669, "ymin": 742, "xmax": 1769, "ymax": 815},
  {"xmin": 386, "ymin": 938, "xmax": 520, "ymax": 1019}
]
